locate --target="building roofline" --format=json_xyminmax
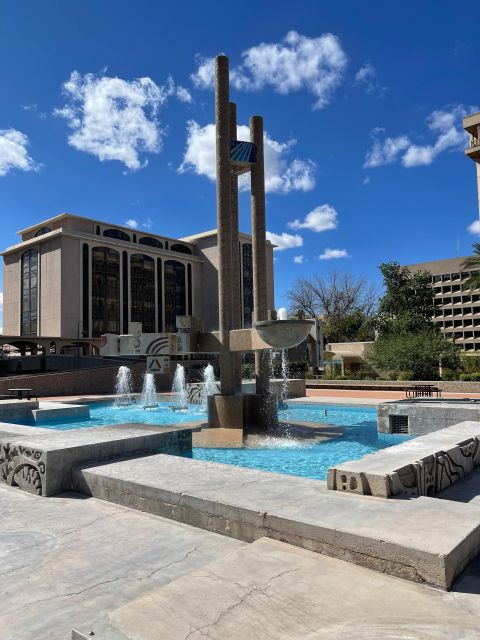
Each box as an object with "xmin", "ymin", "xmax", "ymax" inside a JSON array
[
  {"xmin": 16, "ymin": 212, "xmax": 195, "ymax": 247},
  {"xmin": 406, "ymin": 256, "xmax": 472, "ymax": 270},
  {"xmin": 180, "ymin": 228, "xmax": 274, "ymax": 246}
]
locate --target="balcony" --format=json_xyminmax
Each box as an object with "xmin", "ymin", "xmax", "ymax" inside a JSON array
[{"xmin": 464, "ymin": 112, "xmax": 480, "ymax": 162}]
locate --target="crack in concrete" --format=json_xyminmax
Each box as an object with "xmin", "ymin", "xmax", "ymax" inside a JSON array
[
  {"xmin": 0, "ymin": 544, "xmax": 202, "ymax": 617},
  {"xmin": 183, "ymin": 566, "xmax": 300, "ymax": 639}
]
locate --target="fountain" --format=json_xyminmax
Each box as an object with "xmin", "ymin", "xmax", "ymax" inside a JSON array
[
  {"xmin": 171, "ymin": 363, "xmax": 188, "ymax": 411},
  {"xmin": 140, "ymin": 373, "xmax": 158, "ymax": 410},
  {"xmin": 200, "ymin": 364, "xmax": 220, "ymax": 411},
  {"xmin": 279, "ymin": 349, "xmax": 290, "ymax": 410},
  {"xmin": 114, "ymin": 366, "xmax": 134, "ymax": 407}
]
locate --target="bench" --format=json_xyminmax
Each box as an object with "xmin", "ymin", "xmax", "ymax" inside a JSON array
[{"xmin": 405, "ymin": 384, "xmax": 441, "ymax": 399}]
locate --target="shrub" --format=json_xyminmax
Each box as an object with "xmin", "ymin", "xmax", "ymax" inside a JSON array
[
  {"xmin": 241, "ymin": 363, "xmax": 254, "ymax": 379},
  {"xmin": 304, "ymin": 371, "xmax": 314, "ymax": 379},
  {"xmin": 398, "ymin": 371, "xmax": 414, "ymax": 381},
  {"xmin": 460, "ymin": 373, "xmax": 472, "ymax": 382},
  {"xmin": 471, "ymin": 373, "xmax": 480, "ymax": 382},
  {"xmin": 441, "ymin": 369, "xmax": 457, "ymax": 381},
  {"xmin": 335, "ymin": 375, "xmax": 349, "ymax": 381}
]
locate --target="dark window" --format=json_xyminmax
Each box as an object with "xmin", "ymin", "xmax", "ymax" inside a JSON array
[
  {"xmin": 139, "ymin": 236, "xmax": 163, "ymax": 249},
  {"xmin": 82, "ymin": 244, "xmax": 89, "ymax": 336},
  {"xmin": 164, "ymin": 260, "xmax": 186, "ymax": 332},
  {"xmin": 133, "ymin": 233, "xmax": 137, "ymax": 243},
  {"xmin": 170, "ymin": 243, "xmax": 192, "ymax": 255},
  {"xmin": 34, "ymin": 226, "xmax": 51, "ymax": 237},
  {"xmin": 91, "ymin": 247, "xmax": 120, "ymax": 337},
  {"xmin": 122, "ymin": 251, "xmax": 128, "ymax": 333},
  {"xmin": 187, "ymin": 264, "xmax": 192, "ymax": 315},
  {"xmin": 242, "ymin": 243, "xmax": 253, "ymax": 328},
  {"xmin": 130, "ymin": 254, "xmax": 155, "ymax": 333},
  {"xmin": 21, "ymin": 248, "xmax": 38, "ymax": 336},
  {"xmin": 157, "ymin": 259, "xmax": 163, "ymax": 332},
  {"xmin": 165, "ymin": 241, "xmax": 168, "ymax": 250},
  {"xmin": 103, "ymin": 228, "xmax": 130, "ymax": 242},
  {"xmin": 96, "ymin": 225, "xmax": 101, "ymax": 235}
]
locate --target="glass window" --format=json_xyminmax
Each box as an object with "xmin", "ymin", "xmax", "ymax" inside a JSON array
[
  {"xmin": 130, "ymin": 254, "xmax": 155, "ymax": 333},
  {"xmin": 433, "ymin": 275, "xmax": 441, "ymax": 283},
  {"xmin": 122, "ymin": 251, "xmax": 128, "ymax": 333},
  {"xmin": 103, "ymin": 229, "xmax": 130, "ymax": 242},
  {"xmin": 82, "ymin": 244, "xmax": 89, "ymax": 336},
  {"xmin": 91, "ymin": 247, "xmax": 120, "ymax": 337},
  {"xmin": 157, "ymin": 259, "xmax": 163, "ymax": 332},
  {"xmin": 164, "ymin": 260, "xmax": 186, "ymax": 332},
  {"xmin": 34, "ymin": 226, "xmax": 51, "ymax": 237},
  {"xmin": 139, "ymin": 236, "xmax": 163, "ymax": 249},
  {"xmin": 170, "ymin": 243, "xmax": 192, "ymax": 255},
  {"xmin": 21, "ymin": 248, "xmax": 38, "ymax": 336},
  {"xmin": 187, "ymin": 264, "xmax": 192, "ymax": 316},
  {"xmin": 242, "ymin": 243, "xmax": 253, "ymax": 328}
]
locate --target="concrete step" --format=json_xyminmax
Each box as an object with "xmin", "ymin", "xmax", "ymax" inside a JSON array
[
  {"xmin": 73, "ymin": 537, "xmax": 480, "ymax": 640},
  {"xmin": 73, "ymin": 453, "xmax": 480, "ymax": 589}
]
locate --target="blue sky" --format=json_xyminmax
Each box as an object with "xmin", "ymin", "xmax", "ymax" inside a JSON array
[{"xmin": 1, "ymin": 0, "xmax": 480, "ymax": 328}]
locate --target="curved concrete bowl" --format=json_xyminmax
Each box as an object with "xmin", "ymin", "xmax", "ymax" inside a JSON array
[{"xmin": 254, "ymin": 319, "xmax": 314, "ymax": 349}]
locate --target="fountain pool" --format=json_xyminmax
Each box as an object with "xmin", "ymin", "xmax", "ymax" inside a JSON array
[{"xmin": 8, "ymin": 402, "xmax": 410, "ymax": 480}]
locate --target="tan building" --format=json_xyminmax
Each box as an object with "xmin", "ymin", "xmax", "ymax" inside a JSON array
[
  {"xmin": 464, "ymin": 111, "xmax": 480, "ymax": 214},
  {"xmin": 1, "ymin": 213, "xmax": 274, "ymax": 339},
  {"xmin": 407, "ymin": 257, "xmax": 480, "ymax": 352}
]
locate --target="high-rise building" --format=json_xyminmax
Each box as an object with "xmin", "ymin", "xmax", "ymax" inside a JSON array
[
  {"xmin": 407, "ymin": 257, "xmax": 480, "ymax": 352},
  {"xmin": 1, "ymin": 213, "xmax": 274, "ymax": 339}
]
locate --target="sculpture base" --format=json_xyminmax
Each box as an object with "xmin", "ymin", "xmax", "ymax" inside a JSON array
[
  {"xmin": 207, "ymin": 395, "xmax": 244, "ymax": 429},
  {"xmin": 243, "ymin": 394, "xmax": 278, "ymax": 432}
]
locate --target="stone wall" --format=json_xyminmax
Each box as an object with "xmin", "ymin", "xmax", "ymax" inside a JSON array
[
  {"xmin": 0, "ymin": 363, "xmax": 173, "ymax": 397},
  {"xmin": 307, "ymin": 379, "xmax": 480, "ymax": 393}
]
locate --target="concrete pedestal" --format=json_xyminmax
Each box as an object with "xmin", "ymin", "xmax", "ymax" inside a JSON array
[
  {"xmin": 243, "ymin": 393, "xmax": 278, "ymax": 432},
  {"xmin": 207, "ymin": 395, "xmax": 244, "ymax": 429}
]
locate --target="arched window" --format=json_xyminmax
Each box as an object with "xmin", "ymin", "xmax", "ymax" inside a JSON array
[
  {"xmin": 170, "ymin": 243, "xmax": 192, "ymax": 255},
  {"xmin": 139, "ymin": 236, "xmax": 163, "ymax": 249},
  {"xmin": 133, "ymin": 233, "xmax": 137, "ymax": 243},
  {"xmin": 242, "ymin": 243, "xmax": 253, "ymax": 328},
  {"xmin": 164, "ymin": 260, "xmax": 186, "ymax": 332},
  {"xmin": 122, "ymin": 251, "xmax": 128, "ymax": 334},
  {"xmin": 34, "ymin": 226, "xmax": 51, "ymax": 237},
  {"xmin": 130, "ymin": 254, "xmax": 155, "ymax": 333},
  {"xmin": 103, "ymin": 228, "xmax": 130, "ymax": 242},
  {"xmin": 21, "ymin": 248, "xmax": 38, "ymax": 336},
  {"xmin": 96, "ymin": 225, "xmax": 101, "ymax": 235},
  {"xmin": 91, "ymin": 247, "xmax": 120, "ymax": 336}
]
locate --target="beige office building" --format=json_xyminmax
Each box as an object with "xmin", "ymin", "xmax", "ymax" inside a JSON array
[
  {"xmin": 408, "ymin": 257, "xmax": 480, "ymax": 352},
  {"xmin": 1, "ymin": 213, "xmax": 274, "ymax": 339}
]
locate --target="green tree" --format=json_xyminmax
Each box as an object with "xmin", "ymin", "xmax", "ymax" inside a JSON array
[
  {"xmin": 368, "ymin": 262, "xmax": 459, "ymax": 379},
  {"xmin": 461, "ymin": 242, "xmax": 480, "ymax": 289}
]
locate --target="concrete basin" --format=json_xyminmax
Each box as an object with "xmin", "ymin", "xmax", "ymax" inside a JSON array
[{"xmin": 253, "ymin": 319, "xmax": 314, "ymax": 349}]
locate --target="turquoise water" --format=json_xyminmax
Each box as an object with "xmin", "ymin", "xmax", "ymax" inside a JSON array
[
  {"xmin": 11, "ymin": 401, "xmax": 407, "ymax": 480},
  {"xmin": 188, "ymin": 404, "xmax": 406, "ymax": 480}
]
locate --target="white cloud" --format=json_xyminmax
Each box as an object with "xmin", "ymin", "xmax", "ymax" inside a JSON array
[
  {"xmin": 179, "ymin": 120, "xmax": 315, "ymax": 194},
  {"xmin": 288, "ymin": 204, "xmax": 338, "ymax": 232},
  {"xmin": 175, "ymin": 85, "xmax": 193, "ymax": 103},
  {"xmin": 266, "ymin": 231, "xmax": 303, "ymax": 251},
  {"xmin": 125, "ymin": 219, "xmax": 139, "ymax": 229},
  {"xmin": 364, "ymin": 105, "xmax": 475, "ymax": 169},
  {"xmin": 354, "ymin": 63, "xmax": 387, "ymax": 97},
  {"xmin": 191, "ymin": 31, "xmax": 347, "ymax": 109},
  {"xmin": 54, "ymin": 71, "xmax": 188, "ymax": 170},
  {"xmin": 363, "ymin": 175, "xmax": 370, "ymax": 185},
  {"xmin": 0, "ymin": 129, "xmax": 40, "ymax": 177},
  {"xmin": 294, "ymin": 255, "xmax": 304, "ymax": 264},
  {"xmin": 468, "ymin": 220, "xmax": 480, "ymax": 235},
  {"xmin": 319, "ymin": 248, "xmax": 349, "ymax": 260}
]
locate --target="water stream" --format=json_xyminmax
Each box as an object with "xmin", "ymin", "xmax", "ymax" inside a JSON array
[
  {"xmin": 140, "ymin": 373, "xmax": 158, "ymax": 409},
  {"xmin": 114, "ymin": 366, "xmax": 134, "ymax": 407}
]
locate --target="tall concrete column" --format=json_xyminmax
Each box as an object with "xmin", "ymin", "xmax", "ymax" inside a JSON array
[
  {"xmin": 215, "ymin": 55, "xmax": 235, "ymax": 396},
  {"xmin": 250, "ymin": 115, "xmax": 269, "ymax": 396},
  {"xmin": 230, "ymin": 101, "xmax": 242, "ymax": 394}
]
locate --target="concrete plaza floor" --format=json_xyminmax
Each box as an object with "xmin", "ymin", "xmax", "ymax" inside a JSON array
[{"xmin": 1, "ymin": 484, "xmax": 480, "ymax": 640}]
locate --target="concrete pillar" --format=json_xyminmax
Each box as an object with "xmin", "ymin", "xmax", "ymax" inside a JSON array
[
  {"xmin": 476, "ymin": 164, "xmax": 480, "ymax": 215},
  {"xmin": 250, "ymin": 115, "xmax": 269, "ymax": 396},
  {"xmin": 215, "ymin": 55, "xmax": 235, "ymax": 396},
  {"xmin": 230, "ymin": 102, "xmax": 243, "ymax": 394}
]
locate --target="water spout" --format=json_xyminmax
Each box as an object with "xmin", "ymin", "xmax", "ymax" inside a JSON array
[
  {"xmin": 279, "ymin": 349, "xmax": 290, "ymax": 410},
  {"xmin": 114, "ymin": 366, "xmax": 134, "ymax": 407},
  {"xmin": 200, "ymin": 364, "xmax": 220, "ymax": 411},
  {"xmin": 140, "ymin": 373, "xmax": 158, "ymax": 409},
  {"xmin": 171, "ymin": 364, "xmax": 188, "ymax": 410}
]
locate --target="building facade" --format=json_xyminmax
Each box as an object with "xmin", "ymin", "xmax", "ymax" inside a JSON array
[
  {"xmin": 407, "ymin": 257, "xmax": 480, "ymax": 352},
  {"xmin": 1, "ymin": 213, "xmax": 275, "ymax": 339}
]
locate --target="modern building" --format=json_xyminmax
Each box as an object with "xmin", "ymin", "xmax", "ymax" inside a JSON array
[
  {"xmin": 1, "ymin": 213, "xmax": 274, "ymax": 340},
  {"xmin": 407, "ymin": 257, "xmax": 480, "ymax": 352},
  {"xmin": 464, "ymin": 111, "xmax": 480, "ymax": 214}
]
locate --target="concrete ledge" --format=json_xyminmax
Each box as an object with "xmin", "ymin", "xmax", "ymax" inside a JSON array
[
  {"xmin": 378, "ymin": 399, "xmax": 480, "ymax": 435},
  {"xmin": 31, "ymin": 402, "xmax": 90, "ymax": 423},
  {"xmin": 328, "ymin": 421, "xmax": 480, "ymax": 498},
  {"xmin": 0, "ymin": 424, "xmax": 193, "ymax": 496},
  {"xmin": 74, "ymin": 453, "xmax": 480, "ymax": 589}
]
